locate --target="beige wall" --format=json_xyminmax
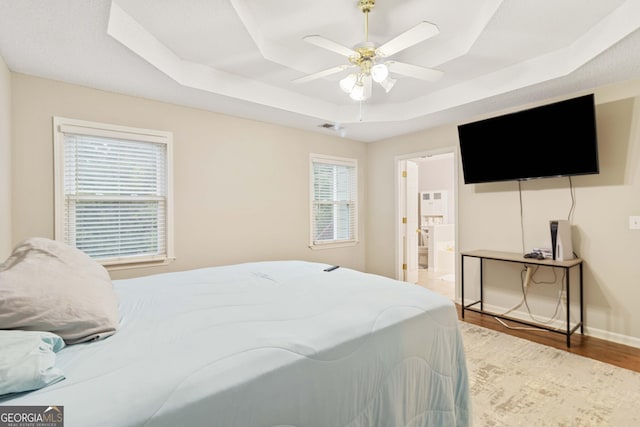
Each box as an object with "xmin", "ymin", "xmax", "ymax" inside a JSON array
[
  {"xmin": 366, "ymin": 125, "xmax": 457, "ymax": 278},
  {"xmin": 10, "ymin": 74, "xmax": 367, "ymax": 279},
  {"xmin": 8, "ymin": 69, "xmax": 640, "ymax": 345},
  {"xmin": 366, "ymin": 79, "xmax": 640, "ymax": 346},
  {"xmin": 0, "ymin": 56, "xmax": 11, "ymax": 260}
]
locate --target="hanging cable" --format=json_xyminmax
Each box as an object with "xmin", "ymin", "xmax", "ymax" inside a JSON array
[
  {"xmin": 493, "ymin": 265, "xmax": 545, "ymax": 331},
  {"xmin": 493, "ymin": 264, "xmax": 565, "ymax": 330},
  {"xmin": 518, "ymin": 180, "xmax": 526, "ymax": 254},
  {"xmin": 567, "ymin": 176, "xmax": 576, "ymax": 222},
  {"xmin": 567, "ymin": 176, "xmax": 580, "ymax": 258},
  {"xmin": 522, "ymin": 269, "xmax": 565, "ymax": 325}
]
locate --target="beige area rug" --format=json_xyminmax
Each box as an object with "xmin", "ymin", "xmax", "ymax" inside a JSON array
[{"xmin": 459, "ymin": 321, "xmax": 640, "ymax": 426}]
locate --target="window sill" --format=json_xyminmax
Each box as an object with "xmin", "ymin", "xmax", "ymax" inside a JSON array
[
  {"xmin": 309, "ymin": 241, "xmax": 358, "ymax": 250},
  {"xmin": 103, "ymin": 257, "xmax": 176, "ymax": 271}
]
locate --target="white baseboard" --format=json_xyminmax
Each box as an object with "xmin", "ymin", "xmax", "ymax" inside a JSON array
[
  {"xmin": 583, "ymin": 327, "xmax": 640, "ymax": 349},
  {"xmin": 457, "ymin": 299, "xmax": 640, "ymax": 350}
]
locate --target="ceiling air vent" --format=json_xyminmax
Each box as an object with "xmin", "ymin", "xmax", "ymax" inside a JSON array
[
  {"xmin": 318, "ymin": 123, "xmax": 346, "ymax": 137},
  {"xmin": 319, "ymin": 123, "xmax": 337, "ymax": 130}
]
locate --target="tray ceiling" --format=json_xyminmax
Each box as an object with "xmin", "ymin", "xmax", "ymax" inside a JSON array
[{"xmin": 1, "ymin": 0, "xmax": 640, "ymax": 141}]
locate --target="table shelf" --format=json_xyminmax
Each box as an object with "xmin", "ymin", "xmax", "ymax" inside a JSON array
[{"xmin": 461, "ymin": 250, "xmax": 584, "ymax": 347}]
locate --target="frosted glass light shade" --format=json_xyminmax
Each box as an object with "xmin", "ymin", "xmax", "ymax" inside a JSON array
[
  {"xmin": 379, "ymin": 77, "xmax": 396, "ymax": 93},
  {"xmin": 339, "ymin": 73, "xmax": 357, "ymax": 93},
  {"xmin": 371, "ymin": 63, "xmax": 389, "ymax": 83},
  {"xmin": 349, "ymin": 82, "xmax": 366, "ymax": 101}
]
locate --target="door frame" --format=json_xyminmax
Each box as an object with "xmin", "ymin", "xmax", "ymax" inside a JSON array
[
  {"xmin": 399, "ymin": 159, "xmax": 419, "ymax": 283},
  {"xmin": 394, "ymin": 147, "xmax": 460, "ymax": 300}
]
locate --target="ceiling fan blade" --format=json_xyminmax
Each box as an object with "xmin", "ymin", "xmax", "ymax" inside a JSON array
[
  {"xmin": 387, "ymin": 61, "xmax": 443, "ymax": 82},
  {"xmin": 303, "ymin": 35, "xmax": 358, "ymax": 58},
  {"xmin": 293, "ymin": 65, "xmax": 352, "ymax": 84},
  {"xmin": 376, "ymin": 22, "xmax": 439, "ymax": 57}
]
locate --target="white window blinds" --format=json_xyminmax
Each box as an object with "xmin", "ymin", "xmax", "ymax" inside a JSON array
[
  {"xmin": 54, "ymin": 118, "xmax": 173, "ymax": 266},
  {"xmin": 310, "ymin": 155, "xmax": 358, "ymax": 247}
]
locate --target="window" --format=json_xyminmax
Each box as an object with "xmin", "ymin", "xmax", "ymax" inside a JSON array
[
  {"xmin": 53, "ymin": 117, "xmax": 173, "ymax": 267},
  {"xmin": 310, "ymin": 154, "xmax": 358, "ymax": 248}
]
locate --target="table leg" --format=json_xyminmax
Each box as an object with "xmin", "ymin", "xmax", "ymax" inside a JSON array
[{"xmin": 566, "ymin": 269, "xmax": 571, "ymax": 348}]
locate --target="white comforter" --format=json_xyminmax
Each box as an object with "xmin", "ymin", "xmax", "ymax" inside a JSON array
[{"xmin": 3, "ymin": 261, "xmax": 470, "ymax": 426}]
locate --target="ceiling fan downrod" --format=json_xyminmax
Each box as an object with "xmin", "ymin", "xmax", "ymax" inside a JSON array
[{"xmin": 358, "ymin": 0, "xmax": 375, "ymax": 41}]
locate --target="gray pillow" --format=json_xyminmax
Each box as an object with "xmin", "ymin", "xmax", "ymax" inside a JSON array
[{"xmin": 0, "ymin": 237, "xmax": 119, "ymax": 344}]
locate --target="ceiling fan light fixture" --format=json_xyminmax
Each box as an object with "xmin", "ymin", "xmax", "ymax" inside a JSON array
[
  {"xmin": 340, "ymin": 73, "xmax": 357, "ymax": 93},
  {"xmin": 349, "ymin": 75, "xmax": 372, "ymax": 101},
  {"xmin": 297, "ymin": 0, "xmax": 441, "ymax": 103},
  {"xmin": 349, "ymin": 82, "xmax": 367, "ymax": 101},
  {"xmin": 379, "ymin": 76, "xmax": 396, "ymax": 93},
  {"xmin": 371, "ymin": 63, "xmax": 389, "ymax": 83}
]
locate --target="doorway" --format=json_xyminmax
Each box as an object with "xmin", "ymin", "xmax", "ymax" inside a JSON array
[{"xmin": 396, "ymin": 150, "xmax": 457, "ymax": 300}]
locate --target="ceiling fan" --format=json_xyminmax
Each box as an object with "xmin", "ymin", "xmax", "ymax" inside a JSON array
[{"xmin": 293, "ymin": 0, "xmax": 443, "ymax": 101}]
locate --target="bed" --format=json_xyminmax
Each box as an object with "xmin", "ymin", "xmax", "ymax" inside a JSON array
[{"xmin": 1, "ymin": 241, "xmax": 470, "ymax": 427}]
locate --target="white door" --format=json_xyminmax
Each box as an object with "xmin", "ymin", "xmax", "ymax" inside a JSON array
[{"xmin": 404, "ymin": 161, "xmax": 419, "ymax": 283}]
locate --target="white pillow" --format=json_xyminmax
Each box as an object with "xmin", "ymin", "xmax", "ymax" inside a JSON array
[
  {"xmin": 0, "ymin": 330, "xmax": 66, "ymax": 396},
  {"xmin": 0, "ymin": 237, "xmax": 119, "ymax": 344}
]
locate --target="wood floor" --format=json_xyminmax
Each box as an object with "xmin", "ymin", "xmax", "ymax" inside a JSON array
[
  {"xmin": 458, "ymin": 306, "xmax": 640, "ymax": 373},
  {"xmin": 416, "ymin": 269, "xmax": 640, "ymax": 374}
]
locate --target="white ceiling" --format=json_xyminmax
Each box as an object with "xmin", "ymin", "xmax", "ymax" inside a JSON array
[{"xmin": 1, "ymin": 0, "xmax": 640, "ymax": 142}]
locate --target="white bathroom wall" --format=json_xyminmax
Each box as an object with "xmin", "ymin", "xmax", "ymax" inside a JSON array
[{"xmin": 416, "ymin": 153, "xmax": 455, "ymax": 224}]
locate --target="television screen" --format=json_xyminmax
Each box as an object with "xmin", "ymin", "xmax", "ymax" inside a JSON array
[{"xmin": 457, "ymin": 94, "xmax": 599, "ymax": 184}]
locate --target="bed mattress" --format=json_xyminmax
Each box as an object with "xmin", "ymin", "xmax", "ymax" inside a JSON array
[{"xmin": 2, "ymin": 261, "xmax": 470, "ymax": 426}]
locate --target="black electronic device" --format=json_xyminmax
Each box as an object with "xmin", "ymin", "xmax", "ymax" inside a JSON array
[
  {"xmin": 457, "ymin": 94, "xmax": 599, "ymax": 184},
  {"xmin": 524, "ymin": 252, "xmax": 544, "ymax": 260},
  {"xmin": 323, "ymin": 265, "xmax": 340, "ymax": 272},
  {"xmin": 550, "ymin": 221, "xmax": 559, "ymax": 260}
]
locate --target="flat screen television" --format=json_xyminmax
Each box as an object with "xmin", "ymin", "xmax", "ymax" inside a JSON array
[{"xmin": 457, "ymin": 94, "xmax": 599, "ymax": 184}]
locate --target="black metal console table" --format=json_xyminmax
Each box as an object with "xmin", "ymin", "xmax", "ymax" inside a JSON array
[{"xmin": 461, "ymin": 250, "xmax": 583, "ymax": 347}]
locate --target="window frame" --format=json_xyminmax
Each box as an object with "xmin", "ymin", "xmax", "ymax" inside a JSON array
[
  {"xmin": 309, "ymin": 153, "xmax": 358, "ymax": 250},
  {"xmin": 53, "ymin": 117, "xmax": 174, "ymax": 269}
]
